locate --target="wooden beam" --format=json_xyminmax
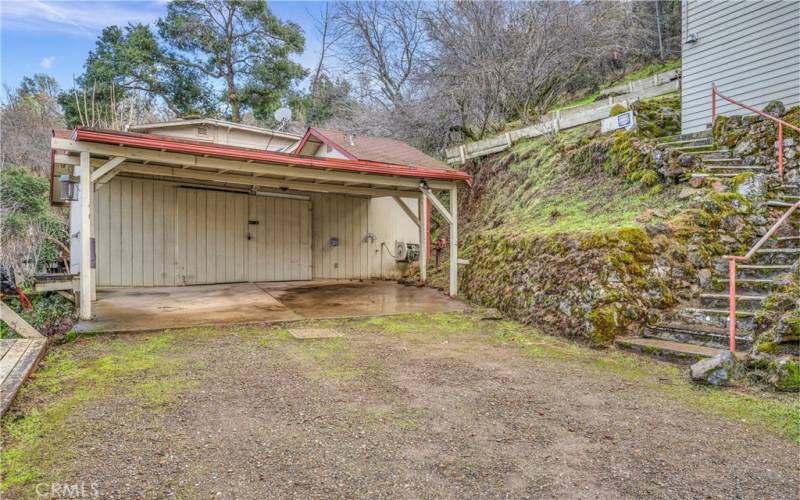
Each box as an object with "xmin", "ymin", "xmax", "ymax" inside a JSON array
[
  {"xmin": 449, "ymin": 187, "xmax": 458, "ymax": 297},
  {"xmin": 90, "ymin": 156, "xmax": 126, "ymax": 182},
  {"xmin": 117, "ymin": 163, "xmax": 420, "ymax": 199},
  {"xmin": 33, "ymin": 280, "xmax": 73, "ymax": 293},
  {"xmin": 420, "ymin": 186, "xmax": 454, "ymax": 225},
  {"xmin": 79, "ymin": 151, "xmax": 92, "ymax": 320},
  {"xmin": 392, "ymin": 196, "xmax": 420, "ymax": 228},
  {"xmin": 0, "ymin": 302, "xmax": 43, "ymax": 338},
  {"xmin": 418, "ymin": 196, "xmax": 428, "ymax": 282},
  {"xmin": 52, "ymin": 138, "xmax": 458, "ymax": 191}
]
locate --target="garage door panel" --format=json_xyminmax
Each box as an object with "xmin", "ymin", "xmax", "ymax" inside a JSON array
[
  {"xmin": 178, "ymin": 188, "xmax": 247, "ymax": 285},
  {"xmin": 247, "ymin": 195, "xmax": 311, "ymax": 281}
]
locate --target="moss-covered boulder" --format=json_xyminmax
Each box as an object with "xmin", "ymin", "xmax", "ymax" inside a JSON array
[
  {"xmin": 690, "ymin": 351, "xmax": 743, "ymax": 386},
  {"xmin": 767, "ymin": 356, "xmax": 800, "ymax": 392}
]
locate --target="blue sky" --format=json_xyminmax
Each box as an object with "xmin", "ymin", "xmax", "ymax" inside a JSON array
[{"xmin": 0, "ymin": 0, "xmax": 327, "ymax": 93}]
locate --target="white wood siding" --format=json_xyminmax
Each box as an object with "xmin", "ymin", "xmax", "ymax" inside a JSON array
[
  {"xmin": 682, "ymin": 0, "xmax": 800, "ymax": 133},
  {"xmin": 94, "ymin": 178, "xmax": 347, "ymax": 286},
  {"xmin": 247, "ymin": 195, "xmax": 312, "ymax": 281},
  {"xmin": 309, "ymin": 193, "xmax": 370, "ymax": 279},
  {"xmin": 93, "ymin": 177, "xmax": 178, "ymax": 287},
  {"xmin": 176, "ymin": 188, "xmax": 249, "ymax": 285}
]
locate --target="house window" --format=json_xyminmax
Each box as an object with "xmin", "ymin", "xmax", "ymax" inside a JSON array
[{"xmin": 197, "ymin": 127, "xmax": 208, "ymax": 136}]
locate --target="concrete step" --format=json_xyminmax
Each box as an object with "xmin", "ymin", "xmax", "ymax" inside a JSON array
[
  {"xmin": 672, "ymin": 144, "xmax": 718, "ymax": 153},
  {"xmin": 656, "ymin": 131, "xmax": 712, "ymax": 144},
  {"xmin": 772, "ymin": 235, "xmax": 800, "ymax": 248},
  {"xmin": 767, "ymin": 200, "xmax": 798, "ymax": 208},
  {"xmin": 659, "ymin": 137, "xmax": 714, "ymax": 148},
  {"xmin": 701, "ymin": 157, "xmax": 744, "ymax": 164},
  {"xmin": 699, "ymin": 293, "xmax": 766, "ymax": 309},
  {"xmin": 714, "ymin": 278, "xmax": 779, "ymax": 293},
  {"xmin": 753, "ymin": 248, "xmax": 800, "ymax": 266},
  {"xmin": 756, "ymin": 247, "xmax": 799, "ymax": 253},
  {"xmin": 690, "ymin": 172, "xmax": 738, "ymax": 179},
  {"xmin": 695, "ymin": 149, "xmax": 734, "ymax": 158},
  {"xmin": 737, "ymin": 264, "xmax": 794, "ymax": 274},
  {"xmin": 615, "ymin": 336, "xmax": 734, "ymax": 364},
  {"xmin": 676, "ymin": 307, "xmax": 756, "ymax": 332},
  {"xmin": 704, "ymin": 165, "xmax": 768, "ymax": 172},
  {"xmin": 644, "ymin": 322, "xmax": 751, "ymax": 350}
]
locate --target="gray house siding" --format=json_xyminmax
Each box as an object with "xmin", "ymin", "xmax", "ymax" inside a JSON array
[{"xmin": 681, "ymin": 0, "xmax": 800, "ymax": 134}]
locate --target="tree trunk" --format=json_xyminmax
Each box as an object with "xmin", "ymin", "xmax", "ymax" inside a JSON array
[
  {"xmin": 655, "ymin": 1, "xmax": 665, "ymax": 60},
  {"xmin": 226, "ymin": 73, "xmax": 240, "ymax": 122}
]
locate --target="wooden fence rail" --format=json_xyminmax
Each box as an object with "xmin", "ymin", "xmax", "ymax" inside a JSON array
[{"xmin": 445, "ymin": 69, "xmax": 681, "ymax": 164}]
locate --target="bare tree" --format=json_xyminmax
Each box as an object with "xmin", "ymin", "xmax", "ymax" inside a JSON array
[{"xmin": 331, "ymin": 1, "xmax": 428, "ymax": 109}]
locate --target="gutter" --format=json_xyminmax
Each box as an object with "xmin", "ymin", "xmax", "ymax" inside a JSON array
[{"xmin": 70, "ymin": 127, "xmax": 472, "ymax": 186}]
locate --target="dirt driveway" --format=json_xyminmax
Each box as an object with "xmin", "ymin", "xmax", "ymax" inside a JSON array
[{"xmin": 2, "ymin": 313, "xmax": 798, "ymax": 498}]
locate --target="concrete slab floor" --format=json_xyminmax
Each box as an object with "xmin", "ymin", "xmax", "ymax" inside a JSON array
[{"xmin": 75, "ymin": 280, "xmax": 465, "ymax": 333}]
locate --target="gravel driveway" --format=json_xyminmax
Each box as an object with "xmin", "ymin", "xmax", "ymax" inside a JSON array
[{"xmin": 2, "ymin": 313, "xmax": 798, "ymax": 499}]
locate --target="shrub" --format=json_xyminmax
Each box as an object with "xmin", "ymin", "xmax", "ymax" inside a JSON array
[
  {"xmin": 0, "ymin": 166, "xmax": 67, "ymax": 281},
  {"xmin": 609, "ymin": 104, "xmax": 628, "ymax": 117}
]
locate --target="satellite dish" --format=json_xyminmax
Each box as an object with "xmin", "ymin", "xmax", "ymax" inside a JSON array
[{"xmin": 274, "ymin": 107, "xmax": 292, "ymax": 123}]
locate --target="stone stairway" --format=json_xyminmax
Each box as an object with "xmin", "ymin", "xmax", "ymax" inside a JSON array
[
  {"xmin": 654, "ymin": 130, "xmax": 770, "ymax": 181},
  {"xmin": 617, "ymin": 174, "xmax": 799, "ymax": 363}
]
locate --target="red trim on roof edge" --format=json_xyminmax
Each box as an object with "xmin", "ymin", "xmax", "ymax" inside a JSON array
[
  {"xmin": 295, "ymin": 127, "xmax": 358, "ymax": 160},
  {"xmin": 69, "ymin": 127, "xmax": 471, "ymax": 185}
]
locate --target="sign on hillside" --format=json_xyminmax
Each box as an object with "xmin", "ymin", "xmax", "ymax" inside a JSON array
[{"xmin": 601, "ymin": 111, "xmax": 637, "ymax": 133}]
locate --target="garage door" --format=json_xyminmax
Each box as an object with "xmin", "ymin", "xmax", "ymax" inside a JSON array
[
  {"xmin": 247, "ymin": 194, "xmax": 312, "ymax": 281},
  {"xmin": 177, "ymin": 188, "xmax": 311, "ymax": 284}
]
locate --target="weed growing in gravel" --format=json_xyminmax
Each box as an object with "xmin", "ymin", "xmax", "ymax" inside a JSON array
[
  {"xmin": 286, "ymin": 337, "xmax": 364, "ymax": 380},
  {"xmin": 482, "ymin": 316, "xmax": 800, "ymax": 442}
]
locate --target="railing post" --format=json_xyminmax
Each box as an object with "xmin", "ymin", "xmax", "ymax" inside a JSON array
[
  {"xmin": 778, "ymin": 123, "xmax": 784, "ymax": 179},
  {"xmin": 711, "ymin": 85, "xmax": 716, "ymax": 124},
  {"xmin": 727, "ymin": 257, "xmax": 737, "ymax": 352}
]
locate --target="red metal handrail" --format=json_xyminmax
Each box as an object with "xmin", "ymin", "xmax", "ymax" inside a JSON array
[
  {"xmin": 723, "ymin": 202, "xmax": 799, "ymax": 351},
  {"xmin": 711, "ymin": 84, "xmax": 800, "ymax": 178}
]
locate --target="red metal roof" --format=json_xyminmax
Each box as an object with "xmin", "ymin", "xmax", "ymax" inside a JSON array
[
  {"xmin": 61, "ymin": 127, "xmax": 471, "ymax": 185},
  {"xmin": 296, "ymin": 127, "xmax": 450, "ymax": 170}
]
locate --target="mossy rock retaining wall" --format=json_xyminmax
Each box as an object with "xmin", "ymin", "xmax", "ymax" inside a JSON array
[{"xmin": 459, "ymin": 191, "xmax": 758, "ymax": 347}]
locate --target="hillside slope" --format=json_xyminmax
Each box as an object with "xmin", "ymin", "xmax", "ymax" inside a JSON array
[{"xmin": 444, "ymin": 94, "xmax": 764, "ymax": 346}]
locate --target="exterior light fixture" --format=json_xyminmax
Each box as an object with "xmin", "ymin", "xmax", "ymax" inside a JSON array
[
  {"xmin": 686, "ymin": 33, "xmax": 698, "ymax": 44},
  {"xmin": 59, "ymin": 174, "xmax": 80, "ymax": 201}
]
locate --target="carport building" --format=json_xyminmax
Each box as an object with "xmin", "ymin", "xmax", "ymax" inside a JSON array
[{"xmin": 50, "ymin": 120, "xmax": 471, "ymax": 320}]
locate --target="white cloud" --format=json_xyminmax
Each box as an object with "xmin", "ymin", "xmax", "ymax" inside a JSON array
[
  {"xmin": 1, "ymin": 1, "xmax": 164, "ymax": 38},
  {"xmin": 40, "ymin": 56, "xmax": 55, "ymax": 69}
]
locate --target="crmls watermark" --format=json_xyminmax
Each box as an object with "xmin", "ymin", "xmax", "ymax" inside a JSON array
[{"xmin": 35, "ymin": 482, "xmax": 100, "ymax": 499}]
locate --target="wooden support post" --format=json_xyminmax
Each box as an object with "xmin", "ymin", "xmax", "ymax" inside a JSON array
[
  {"xmin": 418, "ymin": 196, "xmax": 428, "ymax": 282},
  {"xmin": 79, "ymin": 151, "xmax": 93, "ymax": 320},
  {"xmin": 449, "ymin": 187, "xmax": 458, "ymax": 297}
]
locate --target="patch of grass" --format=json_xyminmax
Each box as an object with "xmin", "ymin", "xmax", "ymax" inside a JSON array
[
  {"xmin": 551, "ymin": 59, "xmax": 681, "ymax": 112},
  {"xmin": 1, "ymin": 332, "xmax": 195, "ymax": 494},
  {"xmin": 286, "ymin": 337, "xmax": 365, "ymax": 380},
  {"xmin": 360, "ymin": 313, "xmax": 477, "ymax": 342},
  {"xmin": 462, "ymin": 117, "xmax": 685, "ymax": 238}
]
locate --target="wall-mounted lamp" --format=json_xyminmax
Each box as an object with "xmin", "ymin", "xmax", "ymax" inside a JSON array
[
  {"xmin": 59, "ymin": 174, "xmax": 79, "ymax": 202},
  {"xmin": 685, "ymin": 33, "xmax": 698, "ymax": 44}
]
